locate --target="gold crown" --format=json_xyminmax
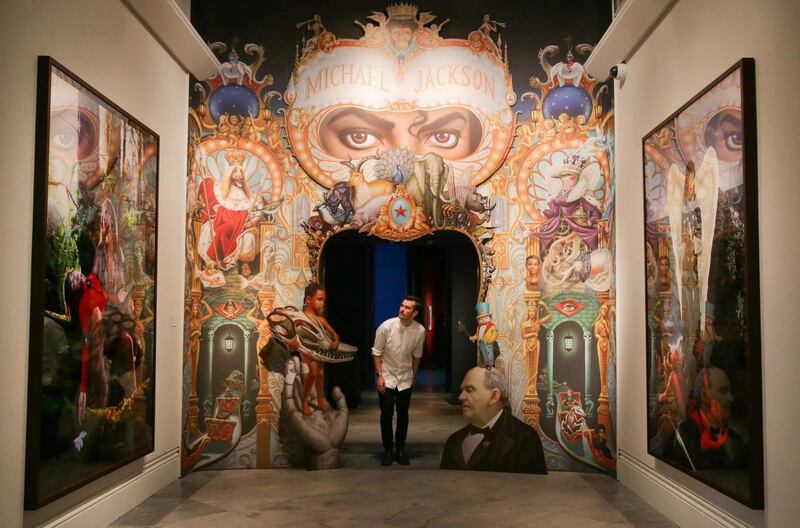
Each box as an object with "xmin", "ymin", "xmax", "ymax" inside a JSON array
[
  {"xmin": 225, "ymin": 149, "xmax": 246, "ymax": 164},
  {"xmin": 386, "ymin": 2, "xmax": 418, "ymax": 20}
]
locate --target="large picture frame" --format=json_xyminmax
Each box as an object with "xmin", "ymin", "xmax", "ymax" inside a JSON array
[
  {"xmin": 642, "ymin": 58, "xmax": 762, "ymax": 508},
  {"xmin": 25, "ymin": 57, "xmax": 158, "ymax": 509}
]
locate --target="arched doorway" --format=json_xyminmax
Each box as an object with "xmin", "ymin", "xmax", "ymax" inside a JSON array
[{"xmin": 320, "ymin": 230, "xmax": 480, "ymax": 407}]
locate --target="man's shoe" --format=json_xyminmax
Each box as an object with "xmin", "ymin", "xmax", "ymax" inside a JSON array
[
  {"xmin": 394, "ymin": 449, "xmax": 410, "ymax": 465},
  {"xmin": 381, "ymin": 450, "xmax": 393, "ymax": 466}
]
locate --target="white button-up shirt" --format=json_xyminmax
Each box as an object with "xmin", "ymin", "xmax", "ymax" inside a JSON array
[{"xmin": 372, "ymin": 317, "xmax": 425, "ymax": 391}]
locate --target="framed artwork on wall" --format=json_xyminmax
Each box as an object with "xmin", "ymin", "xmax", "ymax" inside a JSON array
[
  {"xmin": 24, "ymin": 57, "xmax": 158, "ymax": 509},
  {"xmin": 643, "ymin": 58, "xmax": 762, "ymax": 508}
]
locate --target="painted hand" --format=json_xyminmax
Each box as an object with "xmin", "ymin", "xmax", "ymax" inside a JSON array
[
  {"xmin": 73, "ymin": 431, "xmax": 88, "ymax": 452},
  {"xmin": 283, "ymin": 356, "xmax": 348, "ymax": 469}
]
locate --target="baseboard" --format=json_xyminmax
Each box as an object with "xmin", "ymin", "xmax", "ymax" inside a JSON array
[
  {"xmin": 35, "ymin": 448, "xmax": 179, "ymax": 528},
  {"xmin": 617, "ymin": 450, "xmax": 754, "ymax": 528}
]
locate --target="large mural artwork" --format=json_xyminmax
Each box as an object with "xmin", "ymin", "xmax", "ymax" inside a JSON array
[{"xmin": 183, "ymin": 3, "xmax": 615, "ymax": 474}]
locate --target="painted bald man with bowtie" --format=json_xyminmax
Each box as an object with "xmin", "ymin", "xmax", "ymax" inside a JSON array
[{"xmin": 440, "ymin": 367, "xmax": 547, "ymax": 474}]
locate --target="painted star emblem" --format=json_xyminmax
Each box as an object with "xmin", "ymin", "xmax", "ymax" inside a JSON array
[{"xmin": 394, "ymin": 205, "xmax": 407, "ymax": 217}]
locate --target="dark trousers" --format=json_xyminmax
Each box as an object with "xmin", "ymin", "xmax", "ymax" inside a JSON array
[{"xmin": 378, "ymin": 387, "xmax": 412, "ymax": 451}]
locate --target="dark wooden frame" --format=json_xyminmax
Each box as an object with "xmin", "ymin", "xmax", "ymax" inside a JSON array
[
  {"xmin": 25, "ymin": 56, "xmax": 159, "ymax": 509},
  {"xmin": 642, "ymin": 58, "xmax": 762, "ymax": 508}
]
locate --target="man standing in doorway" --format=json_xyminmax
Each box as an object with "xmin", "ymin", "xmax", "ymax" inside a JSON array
[{"xmin": 372, "ymin": 295, "xmax": 425, "ymax": 466}]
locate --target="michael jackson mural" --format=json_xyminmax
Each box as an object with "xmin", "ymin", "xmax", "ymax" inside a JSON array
[{"xmin": 183, "ymin": 1, "xmax": 615, "ymax": 475}]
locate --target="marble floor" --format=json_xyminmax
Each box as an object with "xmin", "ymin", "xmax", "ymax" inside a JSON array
[{"xmin": 113, "ymin": 392, "xmax": 676, "ymax": 528}]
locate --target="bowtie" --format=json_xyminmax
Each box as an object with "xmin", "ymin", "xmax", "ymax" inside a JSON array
[{"xmin": 468, "ymin": 424, "xmax": 492, "ymax": 436}]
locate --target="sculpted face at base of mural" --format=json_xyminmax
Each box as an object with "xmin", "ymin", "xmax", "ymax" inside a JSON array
[
  {"xmin": 441, "ymin": 367, "xmax": 547, "ymax": 474},
  {"xmin": 183, "ymin": 2, "xmax": 615, "ymax": 476}
]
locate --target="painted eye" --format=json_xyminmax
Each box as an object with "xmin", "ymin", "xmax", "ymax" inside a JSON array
[
  {"xmin": 425, "ymin": 130, "xmax": 459, "ymax": 149},
  {"xmin": 50, "ymin": 108, "xmax": 98, "ymax": 159},
  {"xmin": 340, "ymin": 129, "xmax": 381, "ymax": 149},
  {"xmin": 51, "ymin": 128, "xmax": 78, "ymax": 150},
  {"xmin": 725, "ymin": 132, "xmax": 742, "ymax": 151}
]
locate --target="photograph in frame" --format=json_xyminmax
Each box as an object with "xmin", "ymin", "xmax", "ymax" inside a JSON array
[
  {"xmin": 642, "ymin": 58, "xmax": 762, "ymax": 508},
  {"xmin": 24, "ymin": 57, "xmax": 158, "ymax": 509}
]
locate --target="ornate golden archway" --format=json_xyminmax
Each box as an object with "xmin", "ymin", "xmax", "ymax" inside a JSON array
[{"xmin": 306, "ymin": 224, "xmax": 492, "ymax": 302}]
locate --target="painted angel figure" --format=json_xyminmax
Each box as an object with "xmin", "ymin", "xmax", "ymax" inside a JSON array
[
  {"xmin": 667, "ymin": 147, "xmax": 719, "ymax": 347},
  {"xmin": 478, "ymin": 14, "xmax": 505, "ymax": 38}
]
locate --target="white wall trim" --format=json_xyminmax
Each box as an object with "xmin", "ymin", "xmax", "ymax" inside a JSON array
[
  {"xmin": 37, "ymin": 449, "xmax": 179, "ymax": 528},
  {"xmin": 618, "ymin": 450, "xmax": 753, "ymax": 528},
  {"xmin": 585, "ymin": 0, "xmax": 677, "ymax": 80},
  {"xmin": 121, "ymin": 0, "xmax": 219, "ymax": 79}
]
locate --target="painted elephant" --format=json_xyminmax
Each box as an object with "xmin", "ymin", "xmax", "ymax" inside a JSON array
[{"xmin": 404, "ymin": 152, "xmax": 453, "ymax": 229}]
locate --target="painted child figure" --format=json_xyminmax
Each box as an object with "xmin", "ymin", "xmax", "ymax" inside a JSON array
[
  {"xmin": 300, "ymin": 283, "xmax": 340, "ymax": 416},
  {"xmin": 469, "ymin": 302, "xmax": 499, "ymax": 367}
]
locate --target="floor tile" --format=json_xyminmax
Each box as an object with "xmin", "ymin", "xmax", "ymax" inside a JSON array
[{"xmin": 113, "ymin": 392, "xmax": 675, "ymax": 528}]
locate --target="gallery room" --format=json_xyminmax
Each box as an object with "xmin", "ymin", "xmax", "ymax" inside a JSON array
[{"xmin": 2, "ymin": 0, "xmax": 798, "ymax": 526}]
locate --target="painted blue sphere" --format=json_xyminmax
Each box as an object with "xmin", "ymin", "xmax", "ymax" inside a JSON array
[
  {"xmin": 209, "ymin": 84, "xmax": 259, "ymax": 123},
  {"xmin": 542, "ymin": 85, "xmax": 592, "ymax": 121}
]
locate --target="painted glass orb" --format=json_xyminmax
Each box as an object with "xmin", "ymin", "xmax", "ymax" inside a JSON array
[
  {"xmin": 209, "ymin": 84, "xmax": 259, "ymax": 123},
  {"xmin": 542, "ymin": 85, "xmax": 593, "ymax": 121}
]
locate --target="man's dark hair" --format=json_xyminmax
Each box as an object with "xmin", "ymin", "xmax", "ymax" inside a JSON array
[
  {"xmin": 597, "ymin": 424, "xmax": 606, "ymax": 433},
  {"xmin": 305, "ymin": 282, "xmax": 324, "ymax": 299},
  {"xmin": 403, "ymin": 295, "xmax": 422, "ymax": 314}
]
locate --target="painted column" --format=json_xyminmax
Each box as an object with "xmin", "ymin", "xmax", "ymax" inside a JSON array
[
  {"xmin": 648, "ymin": 322, "xmax": 658, "ymax": 401},
  {"xmin": 243, "ymin": 330, "xmax": 252, "ymax": 399},
  {"xmin": 187, "ymin": 291, "xmax": 203, "ymax": 441},
  {"xmin": 583, "ymin": 329, "xmax": 593, "ymax": 416},
  {"xmin": 256, "ymin": 288, "xmax": 276, "ymax": 468},
  {"xmin": 521, "ymin": 227, "xmax": 543, "ymax": 429},
  {"xmin": 205, "ymin": 329, "xmax": 216, "ymax": 423},
  {"xmin": 546, "ymin": 329, "xmax": 555, "ymax": 416},
  {"xmin": 595, "ymin": 297, "xmax": 613, "ymax": 434},
  {"xmin": 522, "ymin": 291, "xmax": 542, "ymax": 429}
]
